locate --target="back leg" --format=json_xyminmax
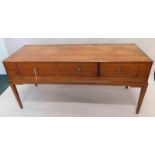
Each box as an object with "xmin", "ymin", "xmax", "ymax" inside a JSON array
[{"xmin": 125, "ymin": 86, "xmax": 128, "ymax": 89}]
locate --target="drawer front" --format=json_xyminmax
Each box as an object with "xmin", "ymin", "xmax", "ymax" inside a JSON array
[
  {"xmin": 55, "ymin": 63, "xmax": 97, "ymax": 77},
  {"xmin": 17, "ymin": 63, "xmax": 56, "ymax": 76},
  {"xmin": 100, "ymin": 63, "xmax": 152, "ymax": 79},
  {"xmin": 16, "ymin": 62, "xmax": 97, "ymax": 77},
  {"xmin": 4, "ymin": 63, "xmax": 19, "ymax": 77}
]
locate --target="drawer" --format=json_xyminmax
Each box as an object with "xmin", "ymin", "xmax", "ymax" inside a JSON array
[
  {"xmin": 17, "ymin": 63, "xmax": 56, "ymax": 76},
  {"xmin": 16, "ymin": 62, "xmax": 97, "ymax": 77},
  {"xmin": 100, "ymin": 63, "xmax": 152, "ymax": 79},
  {"xmin": 55, "ymin": 63, "xmax": 97, "ymax": 77}
]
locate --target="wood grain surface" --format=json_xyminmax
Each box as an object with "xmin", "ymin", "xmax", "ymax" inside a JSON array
[{"xmin": 4, "ymin": 44, "xmax": 153, "ymax": 63}]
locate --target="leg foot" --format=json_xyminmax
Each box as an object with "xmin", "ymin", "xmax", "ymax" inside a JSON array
[
  {"xmin": 35, "ymin": 83, "xmax": 38, "ymax": 86},
  {"xmin": 125, "ymin": 86, "xmax": 128, "ymax": 89},
  {"xmin": 10, "ymin": 83, "xmax": 23, "ymax": 109},
  {"xmin": 136, "ymin": 83, "xmax": 148, "ymax": 114}
]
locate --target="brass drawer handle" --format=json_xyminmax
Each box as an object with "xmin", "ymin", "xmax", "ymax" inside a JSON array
[
  {"xmin": 117, "ymin": 67, "xmax": 121, "ymax": 72},
  {"xmin": 77, "ymin": 67, "xmax": 81, "ymax": 72},
  {"xmin": 34, "ymin": 68, "xmax": 38, "ymax": 81}
]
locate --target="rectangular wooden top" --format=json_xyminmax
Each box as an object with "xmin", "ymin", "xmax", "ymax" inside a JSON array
[{"xmin": 4, "ymin": 44, "xmax": 153, "ymax": 63}]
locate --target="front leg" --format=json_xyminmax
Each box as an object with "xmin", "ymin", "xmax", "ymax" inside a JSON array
[
  {"xmin": 136, "ymin": 83, "xmax": 148, "ymax": 114},
  {"xmin": 10, "ymin": 82, "xmax": 23, "ymax": 109}
]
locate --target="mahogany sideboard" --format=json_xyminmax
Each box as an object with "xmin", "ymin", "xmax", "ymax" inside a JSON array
[{"xmin": 3, "ymin": 44, "xmax": 153, "ymax": 114}]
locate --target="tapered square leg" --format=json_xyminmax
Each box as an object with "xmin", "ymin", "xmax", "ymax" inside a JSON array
[
  {"xmin": 10, "ymin": 83, "xmax": 23, "ymax": 109},
  {"xmin": 136, "ymin": 83, "xmax": 148, "ymax": 114}
]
